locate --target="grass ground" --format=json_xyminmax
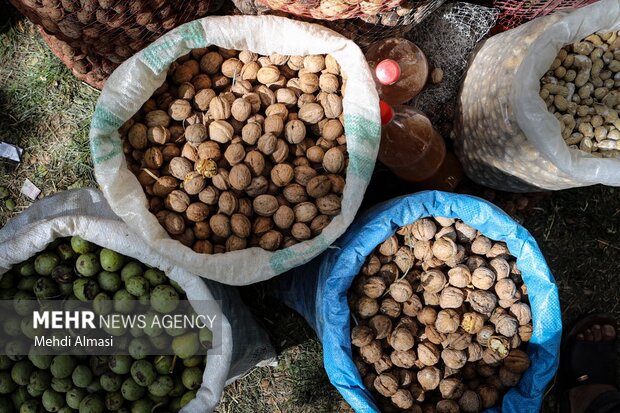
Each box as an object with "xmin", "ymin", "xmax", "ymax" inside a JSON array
[{"xmin": 1, "ymin": 3, "xmax": 619, "ymax": 412}]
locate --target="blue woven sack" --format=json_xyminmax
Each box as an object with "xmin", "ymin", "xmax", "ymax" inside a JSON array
[{"xmin": 276, "ymin": 191, "xmax": 562, "ymax": 412}]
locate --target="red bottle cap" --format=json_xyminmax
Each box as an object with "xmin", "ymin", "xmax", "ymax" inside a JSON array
[
  {"xmin": 380, "ymin": 100, "xmax": 394, "ymax": 125},
  {"xmin": 375, "ymin": 59, "xmax": 401, "ymax": 85}
]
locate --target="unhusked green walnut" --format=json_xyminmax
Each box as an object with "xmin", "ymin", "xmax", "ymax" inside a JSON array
[
  {"xmin": 51, "ymin": 265, "xmax": 75, "ymax": 284},
  {"xmin": 34, "ymin": 277, "xmax": 60, "ymax": 299},
  {"xmin": 99, "ymin": 372, "xmax": 122, "ymax": 392},
  {"xmin": 121, "ymin": 377, "xmax": 146, "ymax": 402},
  {"xmin": 172, "ymin": 333, "xmax": 200, "ymax": 359},
  {"xmin": 99, "ymin": 248, "xmax": 125, "ymax": 272},
  {"xmin": 72, "ymin": 365, "xmax": 93, "ymax": 388},
  {"xmin": 126, "ymin": 276, "xmax": 149, "ymax": 297},
  {"xmin": 121, "ymin": 261, "xmax": 143, "ymax": 281},
  {"xmin": 75, "ymin": 253, "xmax": 100, "ymax": 277},
  {"xmin": 29, "ymin": 353, "xmax": 52, "ymax": 370},
  {"xmin": 151, "ymin": 285, "xmax": 180, "ymax": 313},
  {"xmin": 66, "ymin": 388, "xmax": 87, "ymax": 409},
  {"xmin": 182, "ymin": 367, "xmax": 203, "ymax": 390},
  {"xmin": 34, "ymin": 252, "xmax": 60, "ymax": 276},
  {"xmin": 148, "ymin": 374, "xmax": 175, "ymax": 397},
  {"xmin": 50, "ymin": 356, "xmax": 77, "ymax": 379},
  {"xmin": 78, "ymin": 394, "xmax": 105, "ymax": 413},
  {"xmin": 97, "ymin": 271, "xmax": 121, "ymax": 292},
  {"xmin": 128, "ymin": 360, "xmax": 155, "ymax": 388},
  {"xmin": 71, "ymin": 236, "xmax": 96, "ymax": 254},
  {"xmin": 42, "ymin": 389, "xmax": 64, "ymax": 412}
]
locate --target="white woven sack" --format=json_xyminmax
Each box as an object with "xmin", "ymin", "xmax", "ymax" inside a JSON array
[
  {"xmin": 456, "ymin": 0, "xmax": 620, "ymax": 191},
  {"xmin": 0, "ymin": 188, "xmax": 275, "ymax": 412},
  {"xmin": 89, "ymin": 15, "xmax": 381, "ymax": 285}
]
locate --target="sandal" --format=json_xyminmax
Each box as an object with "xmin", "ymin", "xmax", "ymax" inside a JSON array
[{"xmin": 558, "ymin": 313, "xmax": 618, "ymax": 413}]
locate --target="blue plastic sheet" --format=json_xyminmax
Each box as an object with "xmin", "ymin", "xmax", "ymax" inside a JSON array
[{"xmin": 277, "ymin": 191, "xmax": 562, "ymax": 412}]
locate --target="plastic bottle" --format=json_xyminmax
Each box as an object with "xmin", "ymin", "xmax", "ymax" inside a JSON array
[
  {"xmin": 366, "ymin": 38, "xmax": 429, "ymax": 105},
  {"xmin": 379, "ymin": 100, "xmax": 447, "ymax": 183}
]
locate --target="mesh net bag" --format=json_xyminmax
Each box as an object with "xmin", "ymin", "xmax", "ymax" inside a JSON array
[
  {"xmin": 9, "ymin": 0, "xmax": 224, "ymax": 88},
  {"xmin": 231, "ymin": 0, "xmax": 446, "ymax": 49},
  {"xmin": 493, "ymin": 0, "xmax": 599, "ymax": 31},
  {"xmin": 407, "ymin": 2, "xmax": 499, "ymax": 136}
]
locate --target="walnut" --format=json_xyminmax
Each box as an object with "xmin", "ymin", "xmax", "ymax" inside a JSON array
[
  {"xmin": 503, "ymin": 349, "xmax": 531, "ymax": 373},
  {"xmin": 499, "ymin": 367, "xmax": 521, "ymax": 387},
  {"xmin": 209, "ymin": 120, "xmax": 234, "ymax": 144},
  {"xmin": 411, "ymin": 219, "xmax": 437, "ymax": 241},
  {"xmin": 252, "ymin": 194, "xmax": 278, "ymax": 217},
  {"xmin": 148, "ymin": 126, "xmax": 170, "ymax": 145},
  {"xmin": 360, "ymin": 340, "xmax": 382, "ymax": 364},
  {"xmin": 193, "ymin": 88, "xmax": 216, "ymax": 111},
  {"xmin": 230, "ymin": 214, "xmax": 251, "ymax": 238},
  {"xmin": 294, "ymin": 202, "xmax": 319, "ymax": 223},
  {"xmin": 471, "ymin": 267, "xmax": 496, "ymax": 290},
  {"xmin": 433, "ymin": 237, "xmax": 458, "ymax": 261},
  {"xmin": 435, "ymin": 309, "xmax": 460, "ymax": 334},
  {"xmin": 459, "ymin": 389, "xmax": 482, "ymax": 413},
  {"xmin": 390, "ymin": 280, "xmax": 413, "ymax": 303},
  {"xmin": 362, "ymin": 276, "xmax": 386, "ymax": 299},
  {"xmin": 468, "ymin": 290, "xmax": 498, "ymax": 315},
  {"xmin": 197, "ymin": 141, "xmax": 222, "ymax": 161},
  {"xmin": 183, "ymin": 171, "xmax": 206, "ymax": 195},
  {"xmin": 493, "ymin": 314, "xmax": 518, "ymax": 337},
  {"xmin": 298, "ymin": 102, "xmax": 325, "ymax": 124},
  {"xmin": 209, "ymin": 214, "xmax": 232, "ymax": 238},
  {"xmin": 477, "ymin": 385, "xmax": 499, "ymax": 409},
  {"xmin": 351, "ymin": 326, "xmax": 375, "ymax": 347},
  {"xmin": 495, "ymin": 278, "xmax": 517, "ymax": 301},
  {"xmin": 467, "ymin": 342, "xmax": 483, "ymax": 362},
  {"xmin": 195, "ymin": 158, "xmax": 218, "ymax": 178},
  {"xmin": 225, "ymin": 235, "xmax": 247, "ymax": 251},
  {"xmin": 439, "ymin": 378, "xmax": 465, "ymax": 400},
  {"xmin": 165, "ymin": 190, "xmax": 190, "ymax": 213},
  {"xmin": 439, "ymin": 287, "xmax": 464, "ymax": 309},
  {"xmin": 392, "ymin": 247, "xmax": 414, "ymax": 274},
  {"xmin": 381, "ymin": 298, "xmax": 401, "ymax": 319},
  {"xmin": 471, "ymin": 235, "xmax": 492, "ymax": 255},
  {"xmin": 284, "ymin": 119, "xmax": 306, "ymax": 144},
  {"xmin": 153, "ymin": 176, "xmax": 178, "ymax": 197},
  {"xmin": 164, "ymin": 212, "xmax": 185, "ymax": 235},
  {"xmin": 257, "ymin": 132, "xmax": 278, "ymax": 155},
  {"xmin": 389, "ymin": 327, "xmax": 415, "ymax": 352},
  {"xmin": 476, "ymin": 325, "xmax": 495, "ymax": 347},
  {"xmin": 487, "ymin": 242, "xmax": 510, "ymax": 258},
  {"xmin": 414, "ymin": 240, "xmax": 433, "ymax": 261},
  {"xmin": 306, "ymin": 175, "xmax": 332, "ymax": 199},
  {"xmin": 217, "ymin": 191, "xmax": 238, "ymax": 216},
  {"xmin": 403, "ymin": 295, "xmax": 423, "ymax": 317},
  {"xmin": 259, "ymin": 230, "xmax": 282, "ymax": 251},
  {"xmin": 373, "ymin": 354, "xmax": 393, "ymax": 375},
  {"xmin": 170, "ymin": 157, "xmax": 193, "ymax": 180},
  {"xmin": 488, "ymin": 336, "xmax": 510, "ymax": 360},
  {"xmin": 144, "ymin": 147, "xmax": 164, "ymax": 169},
  {"xmin": 461, "ymin": 312, "xmax": 485, "ymax": 334},
  {"xmin": 186, "ymin": 202, "xmax": 210, "ymax": 222},
  {"xmin": 374, "ymin": 373, "xmax": 399, "ymax": 397},
  {"xmin": 257, "ymin": 65, "xmax": 280, "ymax": 84},
  {"xmin": 417, "ymin": 342, "xmax": 440, "ymax": 366},
  {"xmin": 391, "ymin": 350, "xmax": 417, "ymax": 369},
  {"xmin": 368, "ymin": 315, "xmax": 392, "ymax": 340},
  {"xmin": 229, "ymin": 164, "xmax": 252, "ymax": 191},
  {"xmin": 441, "ymin": 348, "xmax": 467, "ymax": 369},
  {"xmin": 436, "ymin": 400, "xmax": 460, "ymax": 413},
  {"xmin": 282, "ymin": 184, "xmax": 308, "ymax": 204},
  {"xmin": 417, "ymin": 307, "xmax": 437, "ymax": 326},
  {"xmin": 378, "ymin": 235, "xmax": 398, "ymax": 256},
  {"xmin": 357, "ymin": 296, "xmax": 379, "ymax": 319},
  {"xmin": 443, "ymin": 332, "xmax": 472, "ymax": 351},
  {"xmin": 128, "ymin": 123, "xmax": 148, "ymax": 149},
  {"xmin": 391, "ymin": 389, "xmax": 414, "ymax": 410},
  {"xmin": 435, "ymin": 225, "xmax": 457, "ymax": 241},
  {"xmin": 424, "ymin": 325, "xmax": 446, "ymax": 345},
  {"xmin": 321, "ymin": 93, "xmax": 343, "ymax": 119},
  {"xmin": 511, "ymin": 303, "xmax": 532, "ymax": 327},
  {"xmin": 264, "ymin": 115, "xmax": 284, "ymax": 137},
  {"xmin": 421, "ymin": 269, "xmax": 446, "ymax": 293},
  {"xmin": 145, "ymin": 110, "xmax": 170, "ymax": 128},
  {"xmin": 299, "ymin": 72, "xmax": 319, "ymax": 94},
  {"xmin": 489, "ymin": 257, "xmax": 510, "ymax": 280},
  {"xmin": 417, "ymin": 366, "xmax": 441, "ymax": 391},
  {"xmin": 168, "ymin": 99, "xmax": 192, "ymax": 121},
  {"xmin": 310, "ymin": 214, "xmax": 330, "ymax": 236},
  {"xmin": 316, "ymin": 194, "xmax": 341, "ymax": 216}
]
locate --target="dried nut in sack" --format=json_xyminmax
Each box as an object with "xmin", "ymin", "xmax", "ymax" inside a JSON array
[
  {"xmin": 541, "ymin": 31, "xmax": 620, "ymax": 157},
  {"xmin": 348, "ymin": 217, "xmax": 533, "ymax": 411},
  {"xmin": 120, "ymin": 48, "xmax": 348, "ymax": 254}
]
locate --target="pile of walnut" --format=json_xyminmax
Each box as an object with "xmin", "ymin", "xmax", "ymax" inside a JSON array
[
  {"xmin": 540, "ymin": 31, "xmax": 620, "ymax": 157},
  {"xmin": 349, "ymin": 217, "xmax": 533, "ymax": 413},
  {"xmin": 120, "ymin": 48, "xmax": 347, "ymax": 254}
]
